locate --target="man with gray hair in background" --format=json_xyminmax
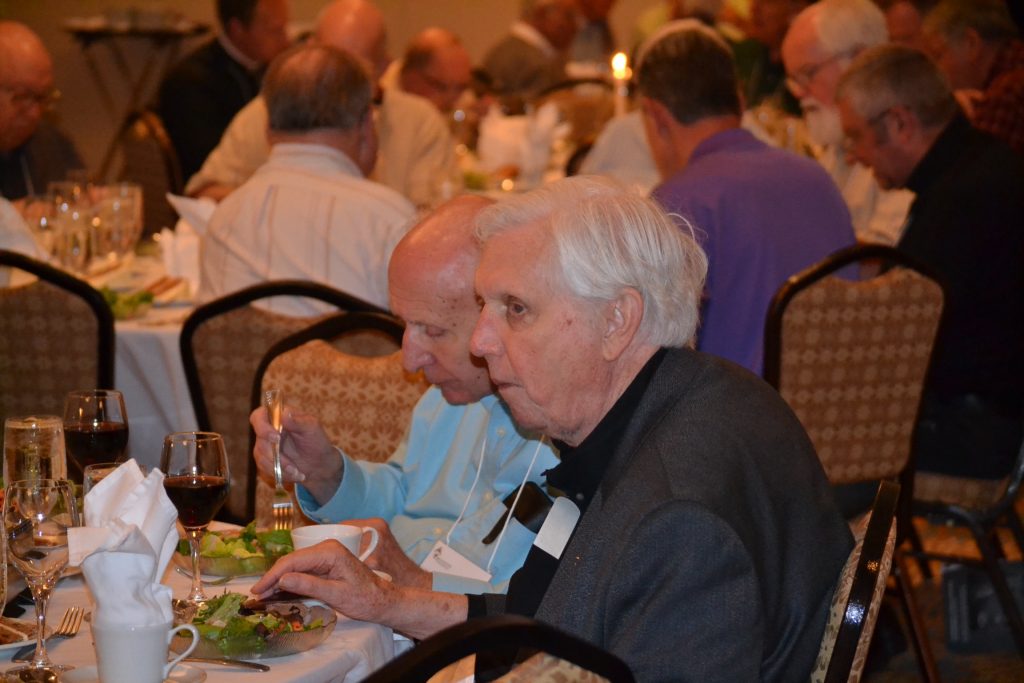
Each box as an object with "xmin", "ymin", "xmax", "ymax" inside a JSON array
[
  {"xmin": 782, "ymin": 0, "xmax": 914, "ymax": 244},
  {"xmin": 197, "ymin": 43, "xmax": 413, "ymax": 313},
  {"xmin": 837, "ymin": 44, "xmax": 1024, "ymax": 480},
  {"xmin": 250, "ymin": 175, "xmax": 852, "ymax": 681}
]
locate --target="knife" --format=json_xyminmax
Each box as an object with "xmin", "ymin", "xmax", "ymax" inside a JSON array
[{"xmin": 184, "ymin": 656, "xmax": 270, "ymax": 672}]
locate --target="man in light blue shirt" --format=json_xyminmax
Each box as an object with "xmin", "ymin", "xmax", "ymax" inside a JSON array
[{"xmin": 251, "ymin": 195, "xmax": 559, "ymax": 594}]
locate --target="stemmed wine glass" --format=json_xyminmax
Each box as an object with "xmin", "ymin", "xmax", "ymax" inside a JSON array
[
  {"xmin": 161, "ymin": 432, "xmax": 230, "ymax": 604},
  {"xmin": 63, "ymin": 389, "xmax": 129, "ymax": 484},
  {"xmin": 4, "ymin": 479, "xmax": 80, "ymax": 680}
]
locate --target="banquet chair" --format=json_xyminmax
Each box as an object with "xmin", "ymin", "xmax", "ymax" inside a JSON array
[
  {"xmin": 0, "ymin": 250, "xmax": 115, "ymax": 426},
  {"xmin": 110, "ymin": 110, "xmax": 183, "ymax": 237},
  {"xmin": 763, "ymin": 244, "xmax": 946, "ymax": 682},
  {"xmin": 360, "ymin": 614, "xmax": 636, "ymax": 683},
  {"xmin": 179, "ymin": 281, "xmax": 384, "ymax": 523},
  {"xmin": 811, "ymin": 480, "xmax": 899, "ymax": 683},
  {"xmin": 911, "ymin": 437, "xmax": 1024, "ymax": 657},
  {"xmin": 246, "ymin": 311, "xmax": 427, "ymax": 525}
]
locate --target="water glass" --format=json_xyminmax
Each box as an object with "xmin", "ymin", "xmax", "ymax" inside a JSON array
[
  {"xmin": 3, "ymin": 415, "xmax": 67, "ymax": 485},
  {"xmin": 92, "ymin": 182, "xmax": 143, "ymax": 260},
  {"xmin": 83, "ymin": 461, "xmax": 124, "ymax": 495},
  {"xmin": 49, "ymin": 182, "xmax": 92, "ymax": 274}
]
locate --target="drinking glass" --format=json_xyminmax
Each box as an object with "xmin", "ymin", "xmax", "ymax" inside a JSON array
[
  {"xmin": 49, "ymin": 180, "xmax": 92, "ymax": 274},
  {"xmin": 63, "ymin": 389, "xmax": 129, "ymax": 484},
  {"xmin": 92, "ymin": 182, "xmax": 143, "ymax": 261},
  {"xmin": 4, "ymin": 479, "xmax": 79, "ymax": 678},
  {"xmin": 20, "ymin": 194, "xmax": 59, "ymax": 259},
  {"xmin": 3, "ymin": 416, "xmax": 67, "ymax": 486},
  {"xmin": 161, "ymin": 432, "xmax": 230, "ymax": 604},
  {"xmin": 82, "ymin": 461, "xmax": 124, "ymax": 495}
]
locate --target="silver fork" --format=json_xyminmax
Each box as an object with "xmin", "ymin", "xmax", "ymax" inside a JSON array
[
  {"xmin": 265, "ymin": 389, "xmax": 293, "ymax": 531},
  {"xmin": 12, "ymin": 605, "xmax": 85, "ymax": 662}
]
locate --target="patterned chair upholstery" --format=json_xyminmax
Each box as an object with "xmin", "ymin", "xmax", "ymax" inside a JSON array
[
  {"xmin": 0, "ymin": 250, "xmax": 114, "ymax": 426},
  {"xmin": 180, "ymin": 281, "xmax": 384, "ymax": 523},
  {"xmin": 810, "ymin": 481, "xmax": 899, "ymax": 683}
]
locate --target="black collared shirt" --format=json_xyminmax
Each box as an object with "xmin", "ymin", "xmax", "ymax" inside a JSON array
[{"xmin": 467, "ymin": 348, "xmax": 668, "ymax": 619}]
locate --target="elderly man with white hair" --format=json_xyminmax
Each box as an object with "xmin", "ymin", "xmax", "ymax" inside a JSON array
[
  {"xmin": 251, "ymin": 176, "xmax": 852, "ymax": 681},
  {"xmin": 781, "ymin": 0, "xmax": 914, "ymax": 244}
]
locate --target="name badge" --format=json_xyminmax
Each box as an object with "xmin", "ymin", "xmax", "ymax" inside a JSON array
[
  {"xmin": 420, "ymin": 540, "xmax": 493, "ymax": 583},
  {"xmin": 533, "ymin": 497, "xmax": 580, "ymax": 560}
]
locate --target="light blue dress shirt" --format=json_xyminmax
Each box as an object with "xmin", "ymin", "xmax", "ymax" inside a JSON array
[{"xmin": 296, "ymin": 387, "xmax": 559, "ymax": 594}]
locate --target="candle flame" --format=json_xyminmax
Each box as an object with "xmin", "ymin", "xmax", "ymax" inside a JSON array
[{"xmin": 611, "ymin": 52, "xmax": 630, "ymax": 80}]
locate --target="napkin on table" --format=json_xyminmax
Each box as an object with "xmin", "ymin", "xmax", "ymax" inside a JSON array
[
  {"xmin": 158, "ymin": 193, "xmax": 215, "ymax": 296},
  {"xmin": 68, "ymin": 460, "xmax": 180, "ymax": 627}
]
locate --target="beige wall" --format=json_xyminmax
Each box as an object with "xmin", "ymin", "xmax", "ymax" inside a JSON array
[{"xmin": 3, "ymin": 0, "xmax": 656, "ymax": 174}]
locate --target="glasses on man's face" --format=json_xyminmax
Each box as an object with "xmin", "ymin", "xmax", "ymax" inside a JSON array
[
  {"xmin": 785, "ymin": 50, "xmax": 855, "ymax": 95},
  {"xmin": 841, "ymin": 108, "xmax": 893, "ymax": 154},
  {"xmin": 0, "ymin": 85, "xmax": 60, "ymax": 111},
  {"xmin": 417, "ymin": 70, "xmax": 469, "ymax": 99}
]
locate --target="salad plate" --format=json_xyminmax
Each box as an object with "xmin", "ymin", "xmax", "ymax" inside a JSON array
[
  {"xmin": 171, "ymin": 592, "xmax": 336, "ymax": 660},
  {"xmin": 174, "ymin": 523, "xmax": 292, "ymax": 577}
]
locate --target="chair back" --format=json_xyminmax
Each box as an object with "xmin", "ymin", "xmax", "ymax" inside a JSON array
[
  {"xmin": 111, "ymin": 110, "xmax": 183, "ymax": 237},
  {"xmin": 248, "ymin": 312, "xmax": 427, "ymax": 525},
  {"xmin": 180, "ymin": 281, "xmax": 384, "ymax": 522},
  {"xmin": 764, "ymin": 245, "xmax": 945, "ymax": 486},
  {"xmin": 0, "ymin": 250, "xmax": 115, "ymax": 425},
  {"xmin": 915, "ymin": 436, "xmax": 1024, "ymax": 519},
  {"xmin": 360, "ymin": 614, "xmax": 636, "ymax": 683},
  {"xmin": 811, "ymin": 480, "xmax": 900, "ymax": 683}
]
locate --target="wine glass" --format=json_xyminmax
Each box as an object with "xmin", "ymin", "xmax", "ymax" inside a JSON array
[
  {"xmin": 63, "ymin": 389, "xmax": 129, "ymax": 484},
  {"xmin": 3, "ymin": 415, "xmax": 67, "ymax": 486},
  {"xmin": 4, "ymin": 479, "xmax": 79, "ymax": 679},
  {"xmin": 161, "ymin": 432, "xmax": 230, "ymax": 604}
]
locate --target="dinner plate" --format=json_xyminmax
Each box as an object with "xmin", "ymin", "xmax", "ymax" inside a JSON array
[{"xmin": 62, "ymin": 663, "xmax": 207, "ymax": 683}]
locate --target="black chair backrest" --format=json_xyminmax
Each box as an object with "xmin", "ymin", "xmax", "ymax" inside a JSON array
[
  {"xmin": 0, "ymin": 249, "xmax": 115, "ymax": 422},
  {"xmin": 361, "ymin": 614, "xmax": 636, "ymax": 683},
  {"xmin": 112, "ymin": 110, "xmax": 183, "ymax": 237}
]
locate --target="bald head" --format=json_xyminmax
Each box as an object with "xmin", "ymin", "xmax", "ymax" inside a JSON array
[
  {"xmin": 399, "ymin": 28, "xmax": 472, "ymax": 112},
  {"xmin": 314, "ymin": 0, "xmax": 389, "ymax": 79},
  {"xmin": 0, "ymin": 21, "xmax": 55, "ymax": 152},
  {"xmin": 389, "ymin": 195, "xmax": 496, "ymax": 405}
]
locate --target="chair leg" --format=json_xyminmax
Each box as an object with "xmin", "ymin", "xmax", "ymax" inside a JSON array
[
  {"xmin": 907, "ymin": 521, "xmax": 934, "ymax": 579},
  {"xmin": 965, "ymin": 519, "xmax": 1024, "ymax": 659},
  {"xmin": 893, "ymin": 550, "xmax": 942, "ymax": 683}
]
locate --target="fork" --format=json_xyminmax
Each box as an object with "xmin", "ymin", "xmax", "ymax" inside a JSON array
[
  {"xmin": 265, "ymin": 389, "xmax": 293, "ymax": 531},
  {"xmin": 12, "ymin": 605, "xmax": 84, "ymax": 662}
]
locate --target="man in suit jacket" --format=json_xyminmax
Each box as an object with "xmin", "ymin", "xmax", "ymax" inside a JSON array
[
  {"xmin": 252, "ymin": 176, "xmax": 853, "ymax": 681},
  {"xmin": 157, "ymin": 0, "xmax": 290, "ymax": 180}
]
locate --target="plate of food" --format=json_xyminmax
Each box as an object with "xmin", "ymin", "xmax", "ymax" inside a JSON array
[
  {"xmin": 170, "ymin": 592, "xmax": 336, "ymax": 660},
  {"xmin": 0, "ymin": 616, "xmax": 39, "ymax": 652},
  {"xmin": 174, "ymin": 523, "xmax": 292, "ymax": 577}
]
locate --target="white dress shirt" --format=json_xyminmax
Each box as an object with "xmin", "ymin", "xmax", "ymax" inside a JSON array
[
  {"xmin": 185, "ymin": 90, "xmax": 455, "ymax": 208},
  {"xmin": 197, "ymin": 143, "xmax": 414, "ymax": 314}
]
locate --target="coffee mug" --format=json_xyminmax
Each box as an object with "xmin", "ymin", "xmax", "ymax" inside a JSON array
[
  {"xmin": 291, "ymin": 523, "xmax": 380, "ymax": 560},
  {"xmin": 93, "ymin": 620, "xmax": 199, "ymax": 683}
]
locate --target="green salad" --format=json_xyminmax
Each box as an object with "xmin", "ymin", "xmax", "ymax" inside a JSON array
[
  {"xmin": 190, "ymin": 592, "xmax": 324, "ymax": 657},
  {"xmin": 176, "ymin": 523, "xmax": 293, "ymax": 576},
  {"xmin": 100, "ymin": 287, "xmax": 153, "ymax": 320}
]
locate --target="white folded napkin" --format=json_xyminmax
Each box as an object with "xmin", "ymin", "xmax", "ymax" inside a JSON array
[
  {"xmin": 157, "ymin": 223, "xmax": 201, "ymax": 298},
  {"xmin": 476, "ymin": 103, "xmax": 566, "ymax": 189},
  {"xmin": 68, "ymin": 460, "xmax": 180, "ymax": 628}
]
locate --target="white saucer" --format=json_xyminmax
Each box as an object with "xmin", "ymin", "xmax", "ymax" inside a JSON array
[{"xmin": 61, "ymin": 663, "xmax": 206, "ymax": 683}]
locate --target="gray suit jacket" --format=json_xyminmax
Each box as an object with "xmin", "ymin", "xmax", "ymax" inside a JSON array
[{"xmin": 486, "ymin": 348, "xmax": 852, "ymax": 681}]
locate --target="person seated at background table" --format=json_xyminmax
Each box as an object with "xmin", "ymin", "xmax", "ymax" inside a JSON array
[
  {"xmin": 379, "ymin": 27, "xmax": 473, "ymax": 115},
  {"xmin": 836, "ymin": 44, "xmax": 1024, "ymax": 480},
  {"xmin": 570, "ymin": 0, "xmax": 618, "ymax": 66},
  {"xmin": 639, "ymin": 20, "xmax": 854, "ymax": 376},
  {"xmin": 481, "ymin": 0, "xmax": 579, "ymax": 113},
  {"xmin": 157, "ymin": 0, "xmax": 291, "ymax": 181},
  {"xmin": 0, "ymin": 21, "xmax": 83, "ymax": 201},
  {"xmin": 876, "ymin": 0, "xmax": 938, "ymax": 50},
  {"xmin": 196, "ymin": 42, "xmax": 413, "ymax": 313},
  {"xmin": 922, "ymin": 0, "xmax": 1024, "ymax": 157},
  {"xmin": 251, "ymin": 176, "xmax": 854, "ymax": 682},
  {"xmin": 731, "ymin": 0, "xmax": 808, "ymax": 115},
  {"xmin": 250, "ymin": 195, "xmax": 559, "ymax": 594},
  {"xmin": 781, "ymin": 0, "xmax": 913, "ymax": 245},
  {"xmin": 186, "ymin": 0, "xmax": 455, "ymax": 208}
]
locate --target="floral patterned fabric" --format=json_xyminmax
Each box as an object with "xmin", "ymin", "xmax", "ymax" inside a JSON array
[
  {"xmin": 0, "ymin": 279, "xmax": 103, "ymax": 425},
  {"xmin": 777, "ymin": 269, "xmax": 944, "ymax": 484},
  {"xmin": 914, "ymin": 471, "xmax": 1008, "ymax": 510}
]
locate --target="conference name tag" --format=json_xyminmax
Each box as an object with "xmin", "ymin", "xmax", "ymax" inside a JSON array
[
  {"xmin": 533, "ymin": 496, "xmax": 580, "ymax": 560},
  {"xmin": 420, "ymin": 540, "xmax": 492, "ymax": 583}
]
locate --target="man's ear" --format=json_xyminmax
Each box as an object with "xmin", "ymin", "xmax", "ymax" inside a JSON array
[
  {"xmin": 601, "ymin": 288, "xmax": 644, "ymax": 361},
  {"xmin": 961, "ymin": 27, "xmax": 984, "ymax": 64},
  {"xmin": 641, "ymin": 96, "xmax": 673, "ymax": 138},
  {"xmin": 886, "ymin": 105, "xmax": 919, "ymax": 145}
]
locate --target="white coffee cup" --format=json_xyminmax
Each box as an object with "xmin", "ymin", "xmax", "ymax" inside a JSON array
[
  {"xmin": 291, "ymin": 523, "xmax": 380, "ymax": 560},
  {"xmin": 93, "ymin": 620, "xmax": 199, "ymax": 683}
]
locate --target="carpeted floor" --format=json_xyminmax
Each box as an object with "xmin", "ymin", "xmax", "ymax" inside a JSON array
[{"xmin": 867, "ymin": 515, "xmax": 1024, "ymax": 682}]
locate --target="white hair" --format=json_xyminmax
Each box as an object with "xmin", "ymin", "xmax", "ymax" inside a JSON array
[
  {"xmin": 475, "ymin": 176, "xmax": 708, "ymax": 348},
  {"xmin": 810, "ymin": 0, "xmax": 889, "ymax": 57}
]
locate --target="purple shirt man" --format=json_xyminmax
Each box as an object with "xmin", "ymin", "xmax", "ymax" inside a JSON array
[{"xmin": 653, "ymin": 128, "xmax": 854, "ymax": 374}]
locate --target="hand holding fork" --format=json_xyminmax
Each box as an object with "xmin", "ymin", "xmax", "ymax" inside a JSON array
[{"xmin": 264, "ymin": 389, "xmax": 293, "ymax": 531}]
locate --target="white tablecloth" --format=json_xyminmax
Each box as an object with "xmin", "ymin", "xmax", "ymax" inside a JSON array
[{"xmin": 3, "ymin": 569, "xmax": 396, "ymax": 682}]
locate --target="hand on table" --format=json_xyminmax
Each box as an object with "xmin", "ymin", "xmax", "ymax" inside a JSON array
[
  {"xmin": 345, "ymin": 517, "xmax": 432, "ymax": 590},
  {"xmin": 250, "ymin": 404, "xmax": 343, "ymax": 504}
]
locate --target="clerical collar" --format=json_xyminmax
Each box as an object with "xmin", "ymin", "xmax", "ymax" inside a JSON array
[
  {"xmin": 545, "ymin": 348, "xmax": 668, "ymax": 512},
  {"xmin": 217, "ymin": 32, "xmax": 261, "ymax": 73}
]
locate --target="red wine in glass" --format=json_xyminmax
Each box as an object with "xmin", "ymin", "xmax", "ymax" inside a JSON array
[
  {"xmin": 163, "ymin": 474, "xmax": 229, "ymax": 528},
  {"xmin": 64, "ymin": 421, "xmax": 129, "ymax": 470}
]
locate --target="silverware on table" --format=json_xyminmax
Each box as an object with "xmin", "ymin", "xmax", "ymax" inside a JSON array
[
  {"xmin": 11, "ymin": 606, "xmax": 84, "ymax": 662},
  {"xmin": 184, "ymin": 657, "xmax": 270, "ymax": 672}
]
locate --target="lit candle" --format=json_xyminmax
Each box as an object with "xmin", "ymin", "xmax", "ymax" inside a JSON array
[{"xmin": 611, "ymin": 52, "xmax": 632, "ymax": 117}]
